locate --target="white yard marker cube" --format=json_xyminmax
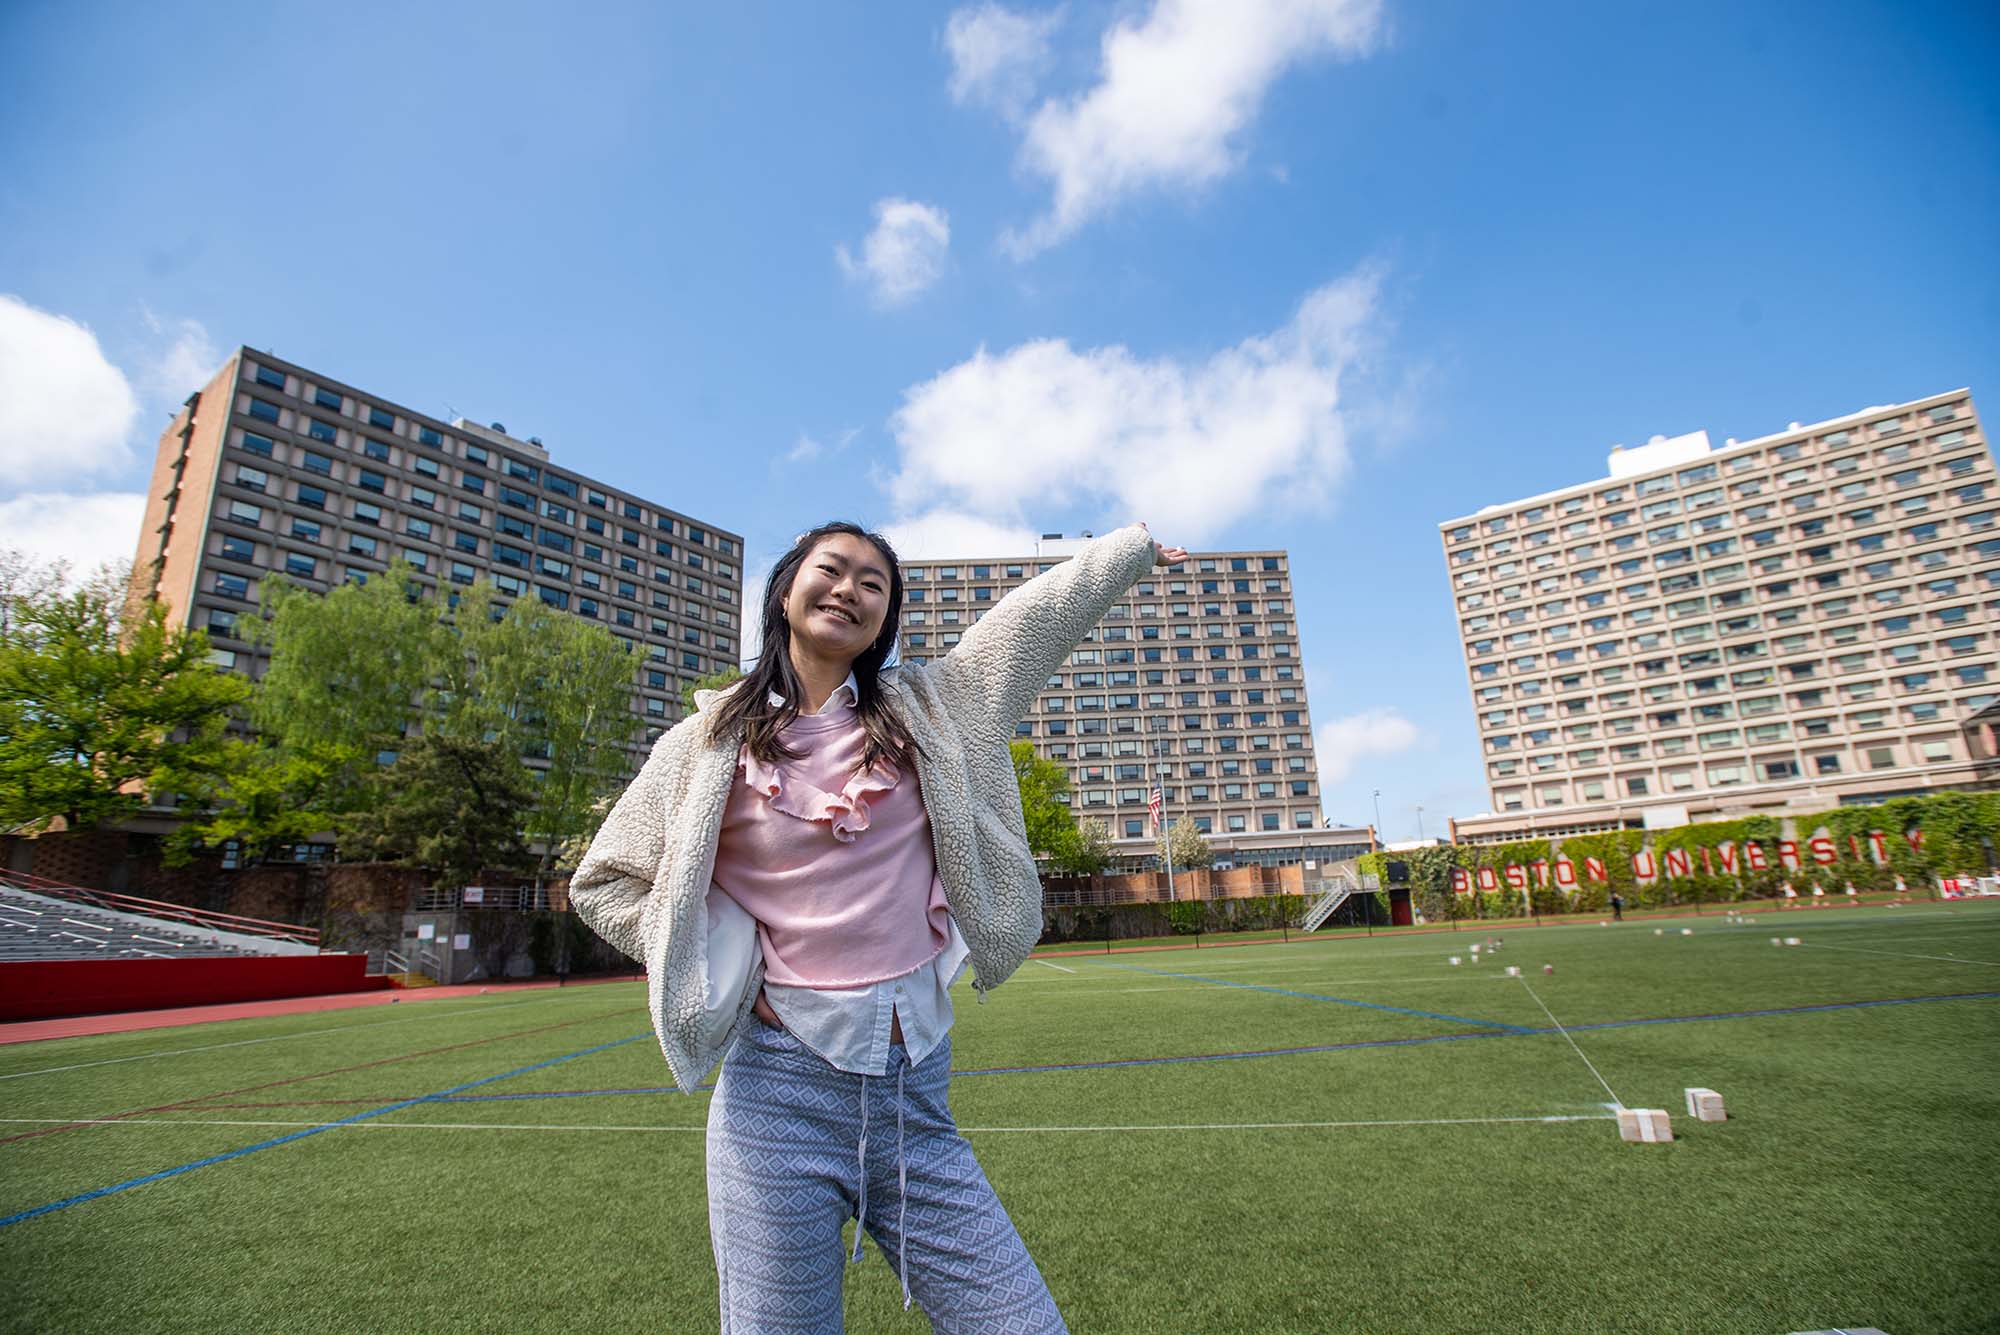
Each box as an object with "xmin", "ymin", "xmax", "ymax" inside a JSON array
[
  {"xmin": 1683, "ymin": 1088, "xmax": 1726, "ymax": 1122},
  {"xmin": 1504, "ymin": 965, "xmax": 1521, "ymax": 977},
  {"xmin": 1616, "ymin": 1108, "xmax": 1674, "ymax": 1143}
]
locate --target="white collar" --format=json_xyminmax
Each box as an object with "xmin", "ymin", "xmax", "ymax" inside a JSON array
[{"xmin": 768, "ymin": 669, "xmax": 860, "ymax": 716}]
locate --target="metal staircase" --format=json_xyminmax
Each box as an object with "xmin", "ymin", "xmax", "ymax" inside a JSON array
[
  {"xmin": 1300, "ymin": 873, "xmax": 1382, "ymax": 933},
  {"xmin": 1301, "ymin": 885, "xmax": 1352, "ymax": 933}
]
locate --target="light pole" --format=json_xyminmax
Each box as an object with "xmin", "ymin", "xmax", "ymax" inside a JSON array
[
  {"xmin": 1416, "ymin": 805, "xmax": 1425, "ymax": 841},
  {"xmin": 1371, "ymin": 789, "xmax": 1382, "ymax": 845}
]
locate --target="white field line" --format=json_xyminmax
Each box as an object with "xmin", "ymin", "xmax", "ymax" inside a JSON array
[
  {"xmin": 0, "ymin": 997, "xmax": 554, "ymax": 1083},
  {"xmin": 1012, "ymin": 957, "xmax": 1538, "ymax": 985},
  {"xmin": 1007, "ymin": 975, "xmax": 1524, "ymax": 999},
  {"xmin": 1031, "ymin": 959, "xmax": 1076, "ymax": 974},
  {"xmin": 0, "ymin": 1112, "xmax": 1615, "ymax": 1135},
  {"xmin": 1516, "ymin": 980, "xmax": 1624, "ymax": 1110},
  {"xmin": 1800, "ymin": 942, "xmax": 2000, "ymax": 967}
]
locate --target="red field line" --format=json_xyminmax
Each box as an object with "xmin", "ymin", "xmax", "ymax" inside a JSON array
[{"xmin": 0, "ymin": 1008, "xmax": 632, "ymax": 1147}]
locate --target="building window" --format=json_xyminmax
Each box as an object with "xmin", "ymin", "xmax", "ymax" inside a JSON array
[
  {"xmin": 356, "ymin": 469, "xmax": 387, "ymax": 494},
  {"xmin": 418, "ymin": 426, "xmax": 444, "ymax": 447},
  {"xmin": 367, "ymin": 407, "xmax": 395, "ymax": 430},
  {"xmin": 308, "ymin": 419, "xmax": 338, "ymax": 444},
  {"xmin": 296, "ymin": 486, "xmax": 328, "ymax": 511},
  {"xmin": 213, "ymin": 572, "xmax": 250, "ymax": 599},
  {"xmin": 313, "ymin": 387, "xmax": 343, "ymax": 411},
  {"xmin": 283, "ymin": 552, "xmax": 315, "ymax": 579},
  {"xmin": 239, "ymin": 431, "xmax": 274, "ymax": 457},
  {"xmin": 353, "ymin": 502, "xmax": 383, "ymax": 526},
  {"xmin": 247, "ymin": 398, "xmax": 281, "ymax": 424}
]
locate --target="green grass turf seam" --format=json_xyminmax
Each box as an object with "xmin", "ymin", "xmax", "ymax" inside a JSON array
[
  {"xmin": 0, "ymin": 995, "xmax": 560, "ymax": 1083},
  {"xmin": 0, "ymin": 1032, "xmax": 651, "ymax": 1229},
  {"xmin": 131, "ymin": 987, "xmax": 1997, "ymax": 1116},
  {"xmin": 1088, "ymin": 960, "xmax": 1539, "ymax": 1031},
  {"xmin": 0, "ymin": 1006, "xmax": 634, "ymax": 1148}
]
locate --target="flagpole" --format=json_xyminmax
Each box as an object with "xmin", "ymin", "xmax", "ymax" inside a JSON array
[{"xmin": 1154, "ymin": 710, "xmax": 1176, "ymax": 904}]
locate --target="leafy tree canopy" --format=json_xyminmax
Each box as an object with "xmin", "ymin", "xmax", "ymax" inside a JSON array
[
  {"xmin": 0, "ymin": 553, "xmax": 248, "ymax": 834},
  {"xmin": 339, "ymin": 735, "xmax": 534, "ymax": 890}
]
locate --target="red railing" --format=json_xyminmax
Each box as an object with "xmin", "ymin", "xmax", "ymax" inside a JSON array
[{"xmin": 0, "ymin": 869, "xmax": 321, "ymax": 948}]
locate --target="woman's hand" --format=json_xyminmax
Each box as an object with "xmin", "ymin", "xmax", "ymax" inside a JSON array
[
  {"xmin": 1136, "ymin": 521, "xmax": 1188, "ymax": 566},
  {"xmin": 752, "ymin": 988, "xmax": 783, "ymax": 1030}
]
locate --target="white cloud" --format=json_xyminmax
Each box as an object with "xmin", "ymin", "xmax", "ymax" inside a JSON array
[
  {"xmin": 945, "ymin": 3, "xmax": 1062, "ymax": 118},
  {"xmin": 884, "ymin": 265, "xmax": 1382, "ymax": 545},
  {"xmin": 1001, "ymin": 0, "xmax": 1383, "ymax": 257},
  {"xmin": 0, "ymin": 295, "xmax": 141, "ymax": 490},
  {"xmin": 786, "ymin": 426, "xmax": 861, "ymax": 465},
  {"xmin": 0, "ymin": 491, "xmax": 148, "ymax": 580},
  {"xmin": 738, "ymin": 553, "xmax": 777, "ymax": 668},
  {"xmin": 1314, "ymin": 708, "xmax": 1420, "ymax": 784},
  {"xmin": 881, "ymin": 509, "xmax": 1041, "ymax": 561},
  {"xmin": 836, "ymin": 198, "xmax": 951, "ymax": 307},
  {"xmin": 137, "ymin": 308, "xmax": 220, "ymax": 402}
]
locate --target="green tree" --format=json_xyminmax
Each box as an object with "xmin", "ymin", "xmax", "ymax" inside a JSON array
[
  {"xmin": 1156, "ymin": 819, "xmax": 1215, "ymax": 870},
  {"xmin": 247, "ymin": 560, "xmax": 444, "ymax": 760},
  {"xmin": 1054, "ymin": 816, "xmax": 1116, "ymax": 875},
  {"xmin": 216, "ymin": 568, "xmax": 639, "ymax": 875},
  {"xmin": 437, "ymin": 585, "xmax": 640, "ymax": 879},
  {"xmin": 339, "ymin": 736, "xmax": 533, "ymax": 890},
  {"xmin": 165, "ymin": 738, "xmax": 357, "ymax": 865},
  {"xmin": 0, "ymin": 561, "xmax": 249, "ymax": 833},
  {"xmin": 681, "ymin": 665, "xmax": 743, "ymax": 718},
  {"xmin": 1011, "ymin": 740, "xmax": 1080, "ymax": 860}
]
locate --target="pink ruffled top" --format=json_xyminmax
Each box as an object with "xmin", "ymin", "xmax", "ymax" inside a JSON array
[{"xmin": 713, "ymin": 705, "xmax": 952, "ymax": 989}]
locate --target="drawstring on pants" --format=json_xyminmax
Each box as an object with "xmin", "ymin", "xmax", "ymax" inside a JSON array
[
  {"xmin": 851, "ymin": 1075, "xmax": 869, "ymax": 1263},
  {"xmin": 850, "ymin": 1058, "xmax": 916, "ymax": 1311},
  {"xmin": 896, "ymin": 1061, "xmax": 910, "ymax": 1309}
]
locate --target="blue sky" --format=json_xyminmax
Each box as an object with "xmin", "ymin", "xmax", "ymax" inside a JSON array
[{"xmin": 2, "ymin": 0, "xmax": 1996, "ymax": 837}]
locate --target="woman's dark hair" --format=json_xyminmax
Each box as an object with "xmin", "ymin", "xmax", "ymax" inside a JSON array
[{"xmin": 706, "ymin": 521, "xmax": 919, "ymax": 775}]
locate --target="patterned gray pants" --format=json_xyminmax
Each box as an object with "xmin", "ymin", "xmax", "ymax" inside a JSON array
[{"xmin": 706, "ymin": 1021, "xmax": 1067, "ymax": 1335}]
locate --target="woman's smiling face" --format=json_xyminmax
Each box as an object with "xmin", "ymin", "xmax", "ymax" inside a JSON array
[{"xmin": 783, "ymin": 533, "xmax": 892, "ymax": 666}]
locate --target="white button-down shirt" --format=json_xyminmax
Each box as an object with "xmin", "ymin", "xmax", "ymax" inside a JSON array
[{"xmin": 704, "ymin": 672, "xmax": 968, "ymax": 1075}]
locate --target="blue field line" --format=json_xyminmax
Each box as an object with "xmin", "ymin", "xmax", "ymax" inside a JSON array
[
  {"xmin": 421, "ymin": 989, "xmax": 2000, "ymax": 1100},
  {"xmin": 1090, "ymin": 960, "xmax": 1539, "ymax": 1032},
  {"xmin": 0, "ymin": 1033, "xmax": 650, "ymax": 1229}
]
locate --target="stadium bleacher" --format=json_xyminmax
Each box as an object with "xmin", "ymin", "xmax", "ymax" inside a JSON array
[{"xmin": 0, "ymin": 877, "xmax": 319, "ymax": 963}]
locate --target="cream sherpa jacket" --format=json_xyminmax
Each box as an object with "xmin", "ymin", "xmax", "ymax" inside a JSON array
[{"xmin": 570, "ymin": 523, "xmax": 1158, "ymax": 1091}]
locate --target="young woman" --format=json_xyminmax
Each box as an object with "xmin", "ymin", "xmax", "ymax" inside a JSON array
[{"xmin": 571, "ymin": 519, "xmax": 1184, "ymax": 1334}]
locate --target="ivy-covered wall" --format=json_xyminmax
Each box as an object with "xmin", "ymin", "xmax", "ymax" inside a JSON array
[{"xmin": 1358, "ymin": 790, "xmax": 1999, "ymax": 921}]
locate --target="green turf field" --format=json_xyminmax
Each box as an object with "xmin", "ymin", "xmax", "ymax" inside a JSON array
[{"xmin": 4, "ymin": 902, "xmax": 1998, "ymax": 1334}]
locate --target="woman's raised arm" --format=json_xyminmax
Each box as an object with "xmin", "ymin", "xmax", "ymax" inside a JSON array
[{"xmin": 936, "ymin": 523, "xmax": 1176, "ymax": 731}]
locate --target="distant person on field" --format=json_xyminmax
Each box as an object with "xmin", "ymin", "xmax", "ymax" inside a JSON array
[
  {"xmin": 1611, "ymin": 891, "xmax": 1624, "ymax": 922},
  {"xmin": 573, "ymin": 520, "xmax": 1184, "ymax": 1333}
]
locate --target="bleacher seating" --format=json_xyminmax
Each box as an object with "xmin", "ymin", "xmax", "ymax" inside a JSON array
[{"xmin": 0, "ymin": 883, "xmax": 314, "ymax": 963}]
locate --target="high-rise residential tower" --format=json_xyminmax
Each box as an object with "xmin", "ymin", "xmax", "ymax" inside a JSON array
[
  {"xmin": 1442, "ymin": 389, "xmax": 1996, "ymax": 843},
  {"xmin": 896, "ymin": 536, "xmax": 1371, "ymax": 869},
  {"xmin": 128, "ymin": 348, "xmax": 743, "ymax": 763}
]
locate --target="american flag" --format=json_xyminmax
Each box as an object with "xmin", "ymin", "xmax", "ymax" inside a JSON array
[{"xmin": 1148, "ymin": 787, "xmax": 1164, "ymax": 830}]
